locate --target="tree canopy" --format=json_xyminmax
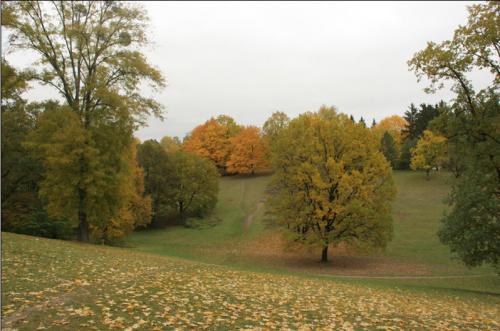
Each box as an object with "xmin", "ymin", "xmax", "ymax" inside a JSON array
[
  {"xmin": 409, "ymin": 1, "xmax": 499, "ymax": 270},
  {"xmin": 410, "ymin": 130, "xmax": 448, "ymax": 179},
  {"xmin": 268, "ymin": 106, "xmax": 396, "ymax": 262},
  {"xmin": 136, "ymin": 140, "xmax": 172, "ymax": 227},
  {"xmin": 169, "ymin": 151, "xmax": 219, "ymax": 220},
  {"xmin": 160, "ymin": 136, "xmax": 182, "ymax": 154},
  {"xmin": 227, "ymin": 126, "xmax": 268, "ymax": 175},
  {"xmin": 380, "ymin": 132, "xmax": 398, "ymax": 169},
  {"xmin": 183, "ymin": 118, "xmax": 232, "ymax": 174},
  {"xmin": 1, "ymin": 61, "xmax": 46, "ymax": 234},
  {"xmin": 372, "ymin": 115, "xmax": 407, "ymax": 146},
  {"xmin": 2, "ymin": 1, "xmax": 165, "ymax": 241},
  {"xmin": 262, "ymin": 111, "xmax": 290, "ymax": 142}
]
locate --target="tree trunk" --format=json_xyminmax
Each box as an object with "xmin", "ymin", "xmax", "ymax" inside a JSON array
[
  {"xmin": 426, "ymin": 169, "xmax": 430, "ymax": 180},
  {"xmin": 77, "ymin": 163, "xmax": 89, "ymax": 241},
  {"xmin": 152, "ymin": 195, "xmax": 160, "ymax": 226},
  {"xmin": 77, "ymin": 143, "xmax": 89, "ymax": 242},
  {"xmin": 321, "ymin": 245, "xmax": 328, "ymax": 263},
  {"xmin": 77, "ymin": 207, "xmax": 89, "ymax": 242},
  {"xmin": 179, "ymin": 201, "xmax": 185, "ymax": 222}
]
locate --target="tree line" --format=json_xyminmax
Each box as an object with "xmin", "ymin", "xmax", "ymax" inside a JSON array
[
  {"xmin": 1, "ymin": 1, "xmax": 498, "ymax": 270},
  {"xmin": 1, "ymin": 2, "xmax": 220, "ymax": 242}
]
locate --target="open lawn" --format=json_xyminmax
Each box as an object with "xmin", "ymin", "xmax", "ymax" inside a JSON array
[
  {"xmin": 126, "ymin": 174, "xmax": 270, "ymax": 261},
  {"xmin": 3, "ymin": 171, "xmax": 499, "ymax": 329},
  {"xmin": 2, "ymin": 232, "xmax": 499, "ymax": 330},
  {"xmin": 125, "ymin": 171, "xmax": 500, "ymax": 297}
]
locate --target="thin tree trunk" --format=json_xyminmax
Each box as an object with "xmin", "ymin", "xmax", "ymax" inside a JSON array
[
  {"xmin": 153, "ymin": 195, "xmax": 160, "ymax": 226},
  {"xmin": 321, "ymin": 245, "xmax": 328, "ymax": 263},
  {"xmin": 77, "ymin": 125, "xmax": 89, "ymax": 242},
  {"xmin": 179, "ymin": 201, "xmax": 184, "ymax": 222},
  {"xmin": 426, "ymin": 169, "xmax": 430, "ymax": 180},
  {"xmin": 77, "ymin": 193, "xmax": 89, "ymax": 242}
]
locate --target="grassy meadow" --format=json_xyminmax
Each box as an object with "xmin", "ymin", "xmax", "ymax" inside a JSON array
[
  {"xmin": 125, "ymin": 171, "xmax": 500, "ymax": 297},
  {"xmin": 2, "ymin": 232, "xmax": 500, "ymax": 330},
  {"xmin": 3, "ymin": 2, "xmax": 498, "ymax": 330},
  {"xmin": 2, "ymin": 170, "xmax": 500, "ymax": 330}
]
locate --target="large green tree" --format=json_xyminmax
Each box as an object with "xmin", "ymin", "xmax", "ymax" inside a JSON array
[
  {"xmin": 409, "ymin": 2, "xmax": 499, "ymax": 270},
  {"xmin": 268, "ymin": 106, "xmax": 396, "ymax": 262},
  {"xmin": 1, "ymin": 61, "xmax": 43, "ymax": 231},
  {"xmin": 262, "ymin": 111, "xmax": 290, "ymax": 161},
  {"xmin": 136, "ymin": 140, "xmax": 172, "ymax": 227},
  {"xmin": 402, "ymin": 103, "xmax": 442, "ymax": 140},
  {"xmin": 136, "ymin": 141, "xmax": 219, "ymax": 224},
  {"xmin": 169, "ymin": 151, "xmax": 219, "ymax": 220},
  {"xmin": 3, "ymin": 1, "xmax": 165, "ymax": 241},
  {"xmin": 1, "ymin": 62, "xmax": 34, "ymax": 203}
]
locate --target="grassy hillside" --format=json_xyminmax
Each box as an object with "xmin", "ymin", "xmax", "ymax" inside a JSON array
[
  {"xmin": 125, "ymin": 171, "xmax": 500, "ymax": 296},
  {"xmin": 387, "ymin": 170, "xmax": 457, "ymax": 265},
  {"xmin": 126, "ymin": 174, "xmax": 270, "ymax": 261},
  {"xmin": 2, "ymin": 232, "xmax": 499, "ymax": 330}
]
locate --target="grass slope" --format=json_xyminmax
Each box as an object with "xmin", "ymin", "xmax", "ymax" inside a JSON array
[
  {"xmin": 126, "ymin": 174, "xmax": 270, "ymax": 261},
  {"xmin": 2, "ymin": 232, "xmax": 499, "ymax": 330},
  {"xmin": 125, "ymin": 171, "xmax": 500, "ymax": 297}
]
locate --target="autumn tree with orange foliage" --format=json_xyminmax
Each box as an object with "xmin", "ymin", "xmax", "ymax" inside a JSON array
[
  {"xmin": 227, "ymin": 126, "xmax": 268, "ymax": 175},
  {"xmin": 372, "ymin": 115, "xmax": 408, "ymax": 145},
  {"xmin": 183, "ymin": 118, "xmax": 232, "ymax": 173}
]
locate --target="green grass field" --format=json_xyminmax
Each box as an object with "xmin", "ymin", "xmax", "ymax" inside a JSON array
[
  {"xmin": 125, "ymin": 174, "xmax": 269, "ymax": 261},
  {"xmin": 2, "ymin": 170, "xmax": 500, "ymax": 329},
  {"xmin": 125, "ymin": 171, "xmax": 500, "ymax": 297}
]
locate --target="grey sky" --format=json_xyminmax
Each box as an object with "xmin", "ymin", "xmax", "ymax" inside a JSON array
[{"xmin": 3, "ymin": 1, "xmax": 492, "ymax": 141}]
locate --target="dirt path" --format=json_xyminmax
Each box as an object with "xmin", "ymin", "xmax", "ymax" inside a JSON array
[{"xmin": 243, "ymin": 201, "xmax": 264, "ymax": 232}]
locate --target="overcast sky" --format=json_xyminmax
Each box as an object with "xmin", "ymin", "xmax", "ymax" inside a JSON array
[{"xmin": 3, "ymin": 1, "xmax": 492, "ymax": 141}]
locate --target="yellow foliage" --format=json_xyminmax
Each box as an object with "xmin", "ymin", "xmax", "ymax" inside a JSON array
[
  {"xmin": 410, "ymin": 130, "xmax": 447, "ymax": 178},
  {"xmin": 96, "ymin": 140, "xmax": 152, "ymax": 242},
  {"xmin": 269, "ymin": 106, "xmax": 396, "ymax": 260},
  {"xmin": 372, "ymin": 115, "xmax": 408, "ymax": 147}
]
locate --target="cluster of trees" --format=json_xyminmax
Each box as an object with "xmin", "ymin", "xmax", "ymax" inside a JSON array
[
  {"xmin": 372, "ymin": 115, "xmax": 408, "ymax": 169},
  {"xmin": 0, "ymin": 62, "xmax": 68, "ymax": 238},
  {"xmin": 370, "ymin": 106, "xmax": 446, "ymax": 173},
  {"xmin": 368, "ymin": 1, "xmax": 498, "ymax": 271},
  {"xmin": 347, "ymin": 108, "xmax": 447, "ymax": 176},
  {"xmin": 2, "ymin": 1, "xmax": 497, "ymax": 271},
  {"xmin": 136, "ymin": 139, "xmax": 219, "ymax": 227},
  {"xmin": 183, "ymin": 115, "xmax": 268, "ymax": 175},
  {"xmin": 408, "ymin": 2, "xmax": 499, "ymax": 270},
  {"xmin": 0, "ymin": 1, "xmax": 220, "ymax": 243}
]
